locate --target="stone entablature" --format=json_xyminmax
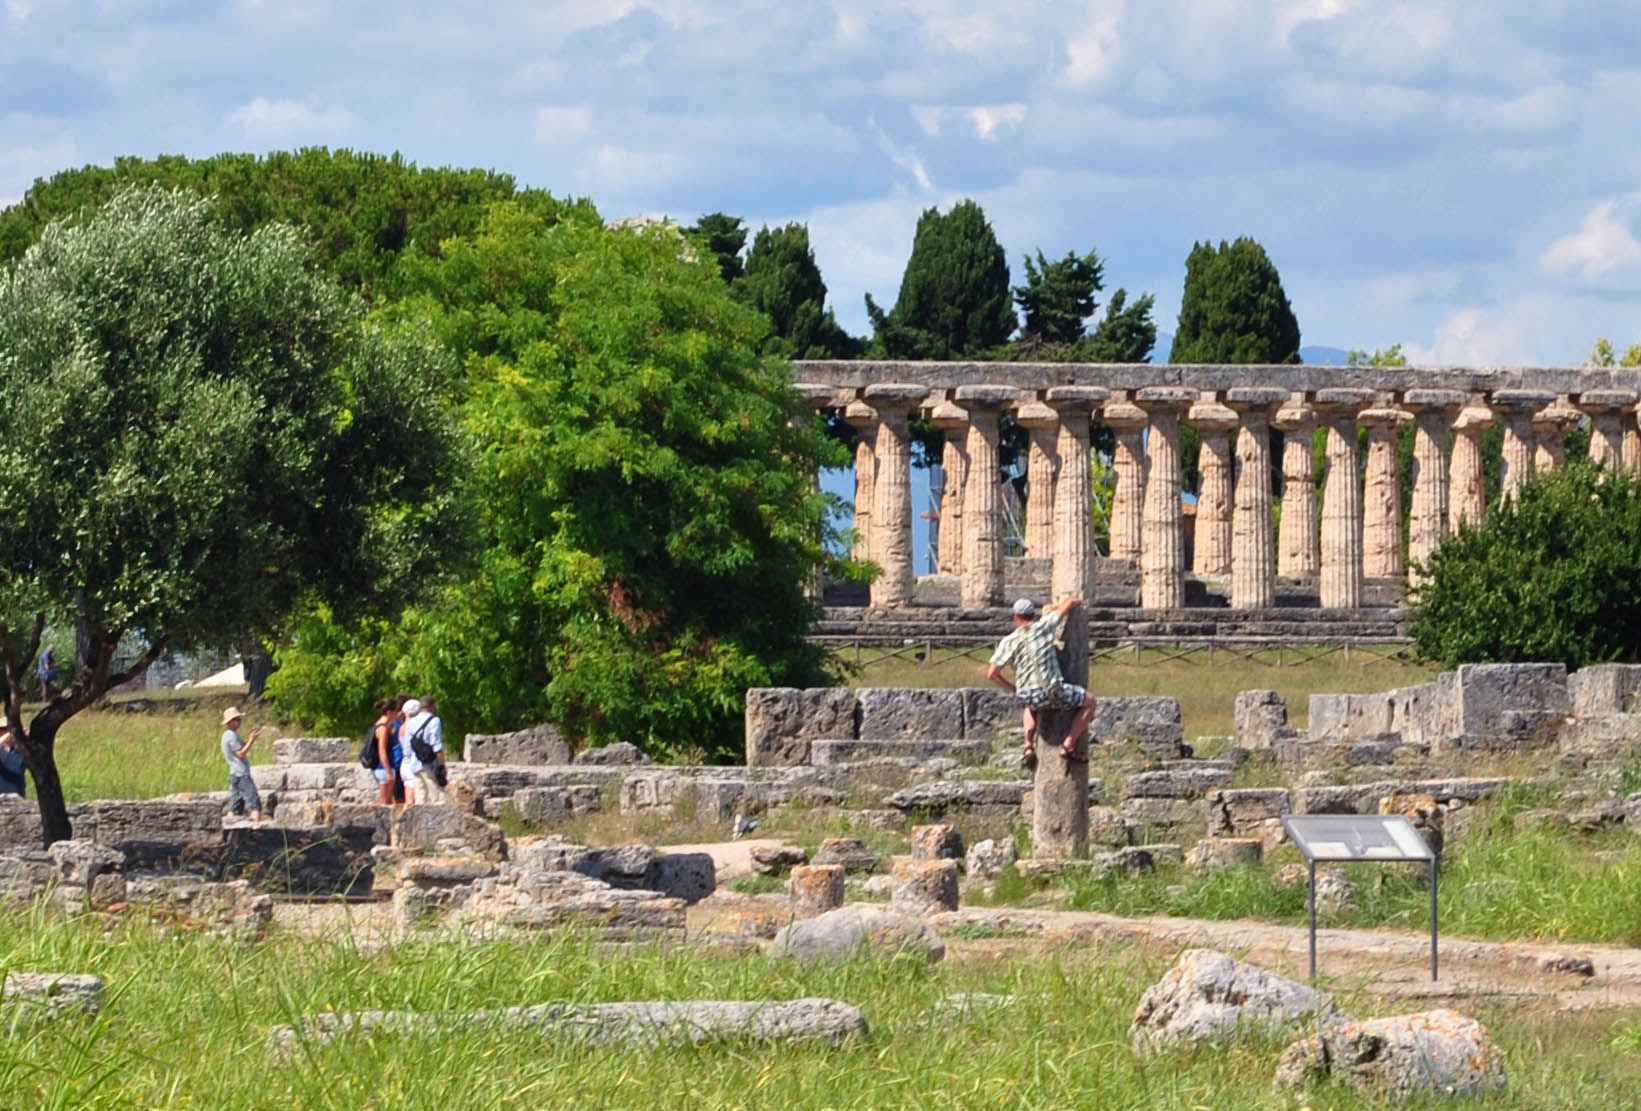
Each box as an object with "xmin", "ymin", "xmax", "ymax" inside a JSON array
[{"xmin": 797, "ymin": 360, "xmax": 1641, "ymax": 615}]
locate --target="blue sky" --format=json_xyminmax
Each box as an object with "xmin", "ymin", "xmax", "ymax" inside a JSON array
[{"xmin": 4, "ymin": 0, "xmax": 1641, "ymax": 364}]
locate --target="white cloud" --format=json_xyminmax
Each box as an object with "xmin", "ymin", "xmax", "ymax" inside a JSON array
[
  {"xmin": 1539, "ymin": 198, "xmax": 1641, "ymax": 286},
  {"xmin": 968, "ymin": 102, "xmax": 1025, "ymax": 139},
  {"xmin": 225, "ymin": 97, "xmax": 354, "ymax": 142},
  {"xmin": 533, "ymin": 105, "xmax": 593, "ymax": 146},
  {"xmin": 1062, "ymin": 2, "xmax": 1124, "ymax": 87}
]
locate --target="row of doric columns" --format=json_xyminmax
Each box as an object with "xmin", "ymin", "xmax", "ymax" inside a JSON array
[{"xmin": 820, "ymin": 383, "xmax": 1641, "ymax": 611}]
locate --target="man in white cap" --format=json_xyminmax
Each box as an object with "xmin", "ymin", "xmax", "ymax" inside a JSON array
[
  {"xmin": 399, "ymin": 697, "xmax": 447, "ymax": 806},
  {"xmin": 220, "ymin": 707, "xmax": 263, "ymax": 820},
  {"xmin": 986, "ymin": 596, "xmax": 1096, "ymax": 766}
]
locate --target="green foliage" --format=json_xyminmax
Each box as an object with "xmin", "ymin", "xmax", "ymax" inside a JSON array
[
  {"xmin": 1410, "ymin": 460, "xmax": 1641, "ymax": 668},
  {"xmin": 1083, "ymin": 288, "xmax": 1159, "ymax": 362},
  {"xmin": 865, "ymin": 199, "xmax": 1015, "ymax": 358},
  {"xmin": 274, "ymin": 201, "xmax": 848, "ymax": 758},
  {"xmin": 0, "ymin": 149, "xmax": 523, "ymax": 298},
  {"xmin": 1345, "ymin": 343, "xmax": 1407, "ymax": 366},
  {"xmin": 683, "ymin": 211, "xmax": 747, "ymax": 283},
  {"xmin": 1014, "ymin": 248, "xmax": 1102, "ymax": 344},
  {"xmin": 737, "ymin": 222, "xmax": 860, "ymax": 358},
  {"xmin": 1587, "ymin": 337, "xmax": 1641, "ymax": 367},
  {"xmin": 1169, "ymin": 237, "xmax": 1300, "ymax": 364}
]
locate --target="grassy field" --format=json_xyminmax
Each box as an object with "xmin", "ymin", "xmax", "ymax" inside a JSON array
[{"xmin": 0, "ymin": 912, "xmax": 1637, "ymax": 1109}]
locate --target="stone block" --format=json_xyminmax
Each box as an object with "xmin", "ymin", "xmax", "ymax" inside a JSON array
[
  {"xmin": 1274, "ymin": 1009, "xmax": 1506, "ymax": 1099},
  {"xmin": 1092, "ymin": 697, "xmax": 1185, "ymax": 753},
  {"xmin": 1120, "ymin": 797, "xmax": 1200, "ymax": 832},
  {"xmin": 398, "ymin": 855, "xmax": 497, "ymax": 885},
  {"xmin": 510, "ymin": 835, "xmax": 603, "ymax": 876},
  {"xmin": 910, "ymin": 824, "xmax": 964, "ymax": 861},
  {"xmin": 811, "ymin": 837, "xmax": 880, "ymax": 873},
  {"xmin": 1130, "ymin": 949, "xmax": 1341, "ymax": 1052},
  {"xmin": 280, "ymin": 763, "xmax": 371, "ymax": 792},
  {"xmin": 789, "ymin": 864, "xmax": 844, "ymax": 916},
  {"xmin": 750, "ymin": 844, "xmax": 808, "ymax": 875},
  {"xmin": 1205, "ymin": 788, "xmax": 1290, "ymax": 836},
  {"xmin": 1088, "ymin": 806, "xmax": 1131, "ymax": 847},
  {"xmin": 884, "ymin": 780, "xmax": 1029, "ymax": 814},
  {"xmin": 219, "ymin": 824, "xmax": 376, "ymax": 896},
  {"xmin": 770, "ymin": 904, "xmax": 945, "ymax": 964},
  {"xmin": 744, "ymin": 687, "xmax": 857, "ymax": 767},
  {"xmin": 463, "ymin": 724, "xmax": 571, "ymax": 766},
  {"xmin": 0, "ymin": 794, "xmax": 44, "ymax": 848},
  {"xmin": 964, "ymin": 838, "xmax": 1018, "ymax": 880},
  {"xmin": 1123, "ymin": 766, "xmax": 1234, "ymax": 799},
  {"xmin": 1307, "ymin": 693, "xmax": 1392, "ymax": 743},
  {"xmin": 273, "ymin": 737, "xmax": 354, "ymax": 765},
  {"xmin": 1186, "ymin": 838, "xmax": 1263, "ymax": 871},
  {"xmin": 1234, "ymin": 690, "xmax": 1287, "ymax": 750},
  {"xmin": 3, "ymin": 972, "xmax": 105, "ymax": 1020},
  {"xmin": 891, "ymin": 859, "xmax": 959, "ymax": 915},
  {"xmin": 1386, "ymin": 681, "xmax": 1450, "ymax": 748},
  {"xmin": 810, "ymin": 738, "xmax": 990, "ymax": 767},
  {"xmin": 856, "ymin": 688, "xmax": 964, "ymax": 740},
  {"xmin": 647, "ymin": 852, "xmax": 716, "ymax": 903},
  {"xmin": 82, "ymin": 799, "xmax": 224, "ymax": 847},
  {"xmin": 1569, "ymin": 664, "xmax": 1641, "ymax": 716},
  {"xmin": 1449, "ymin": 662, "xmax": 1568, "ymax": 751},
  {"xmin": 1558, "ymin": 715, "xmax": 1641, "ymax": 761},
  {"xmin": 961, "ymin": 687, "xmax": 1024, "ymax": 741},
  {"xmin": 391, "ymin": 808, "xmax": 505, "ymax": 861},
  {"xmin": 573, "ymin": 742, "xmax": 648, "ymax": 766}
]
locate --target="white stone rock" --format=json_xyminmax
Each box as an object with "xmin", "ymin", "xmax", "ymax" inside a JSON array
[
  {"xmin": 1274, "ymin": 1008, "xmax": 1506, "ymax": 1099},
  {"xmin": 1130, "ymin": 949, "xmax": 1343, "ymax": 1052}
]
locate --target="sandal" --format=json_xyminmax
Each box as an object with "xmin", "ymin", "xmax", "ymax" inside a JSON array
[{"xmin": 1022, "ymin": 735, "xmax": 1038, "ymax": 773}]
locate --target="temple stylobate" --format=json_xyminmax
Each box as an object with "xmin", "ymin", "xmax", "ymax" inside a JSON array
[{"xmin": 793, "ymin": 361, "xmax": 1641, "ymax": 631}]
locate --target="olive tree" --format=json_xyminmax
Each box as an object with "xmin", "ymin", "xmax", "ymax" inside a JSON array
[{"xmin": 0, "ymin": 187, "xmax": 464, "ymax": 844}]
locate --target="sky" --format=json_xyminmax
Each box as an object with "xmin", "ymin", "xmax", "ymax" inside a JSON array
[{"xmin": 4, "ymin": 1, "xmax": 1641, "ymax": 366}]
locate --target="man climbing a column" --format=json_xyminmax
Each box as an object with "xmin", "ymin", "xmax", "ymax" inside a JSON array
[{"xmin": 985, "ymin": 596, "xmax": 1096, "ymax": 766}]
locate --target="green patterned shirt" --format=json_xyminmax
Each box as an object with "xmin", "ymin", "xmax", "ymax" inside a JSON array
[{"xmin": 989, "ymin": 611, "xmax": 1064, "ymax": 692}]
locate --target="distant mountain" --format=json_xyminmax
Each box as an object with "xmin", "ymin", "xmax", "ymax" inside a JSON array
[{"xmin": 1299, "ymin": 345, "xmax": 1351, "ymax": 365}]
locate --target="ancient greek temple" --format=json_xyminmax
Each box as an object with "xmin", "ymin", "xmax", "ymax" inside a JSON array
[{"xmin": 792, "ymin": 361, "xmax": 1641, "ymax": 627}]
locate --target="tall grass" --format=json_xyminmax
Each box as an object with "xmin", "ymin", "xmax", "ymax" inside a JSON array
[{"xmin": 0, "ymin": 910, "xmax": 1637, "ymax": 1108}]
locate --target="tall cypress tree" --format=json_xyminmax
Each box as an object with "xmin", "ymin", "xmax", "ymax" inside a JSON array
[
  {"xmin": 738, "ymin": 222, "xmax": 860, "ymax": 358},
  {"xmin": 684, "ymin": 212, "xmax": 747, "ymax": 283},
  {"xmin": 1169, "ymin": 237, "xmax": 1301, "ymax": 364},
  {"xmin": 1014, "ymin": 248, "xmax": 1103, "ymax": 345},
  {"xmin": 866, "ymin": 199, "xmax": 1016, "ymax": 358}
]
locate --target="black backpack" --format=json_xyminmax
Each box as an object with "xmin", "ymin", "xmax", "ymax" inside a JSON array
[
  {"xmin": 406, "ymin": 719, "xmax": 438, "ymax": 765},
  {"xmin": 358, "ymin": 725, "xmax": 382, "ymax": 770}
]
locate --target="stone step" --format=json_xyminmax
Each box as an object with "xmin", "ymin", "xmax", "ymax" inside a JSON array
[{"xmin": 810, "ymin": 738, "xmax": 992, "ymax": 767}]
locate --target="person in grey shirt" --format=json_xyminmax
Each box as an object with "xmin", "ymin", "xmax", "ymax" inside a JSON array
[{"xmin": 220, "ymin": 706, "xmax": 263, "ymax": 820}]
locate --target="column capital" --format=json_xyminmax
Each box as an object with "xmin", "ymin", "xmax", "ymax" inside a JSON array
[
  {"xmin": 1045, "ymin": 384, "xmax": 1111, "ymax": 410},
  {"xmin": 1101, "ymin": 398, "xmax": 1149, "ymax": 430},
  {"xmin": 1134, "ymin": 385, "xmax": 1197, "ymax": 411},
  {"xmin": 842, "ymin": 399, "xmax": 878, "ymax": 428},
  {"xmin": 1013, "ymin": 399, "xmax": 1058, "ymax": 429},
  {"xmin": 1358, "ymin": 406, "xmax": 1412, "ymax": 430},
  {"xmin": 1489, "ymin": 388, "xmax": 1555, "ymax": 412},
  {"xmin": 1313, "ymin": 387, "xmax": 1377, "ymax": 414},
  {"xmin": 927, "ymin": 395, "xmax": 969, "ymax": 429},
  {"xmin": 1576, "ymin": 388, "xmax": 1640, "ymax": 412},
  {"xmin": 1532, "ymin": 399, "xmax": 1582, "ymax": 432},
  {"xmin": 862, "ymin": 382, "xmax": 930, "ymax": 410},
  {"xmin": 1452, "ymin": 403, "xmax": 1494, "ymax": 430},
  {"xmin": 1401, "ymin": 388, "xmax": 1466, "ymax": 412},
  {"xmin": 795, "ymin": 383, "xmax": 850, "ymax": 409},
  {"xmin": 1225, "ymin": 386, "xmax": 1290, "ymax": 412},
  {"xmin": 954, "ymin": 383, "xmax": 1020, "ymax": 409},
  {"xmin": 1271, "ymin": 397, "xmax": 1317, "ymax": 433},
  {"xmin": 1186, "ymin": 396, "xmax": 1238, "ymax": 430}
]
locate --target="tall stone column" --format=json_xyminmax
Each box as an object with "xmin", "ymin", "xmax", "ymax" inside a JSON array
[
  {"xmin": 1493, "ymin": 389, "xmax": 1553, "ymax": 501},
  {"xmin": 1225, "ymin": 387, "xmax": 1288, "ymax": 610},
  {"xmin": 1135, "ymin": 387, "xmax": 1197, "ymax": 610},
  {"xmin": 1015, "ymin": 400, "xmax": 1059, "ymax": 559},
  {"xmin": 1031, "ymin": 611, "xmax": 1089, "ymax": 859},
  {"xmin": 928, "ymin": 396, "xmax": 970, "ymax": 575},
  {"xmin": 1359, "ymin": 406, "xmax": 1412, "ymax": 579},
  {"xmin": 1580, "ymin": 390, "xmax": 1639, "ymax": 470},
  {"xmin": 955, "ymin": 385, "xmax": 1020, "ymax": 609},
  {"xmin": 1626, "ymin": 405, "xmax": 1641, "ymax": 473},
  {"xmin": 1046, "ymin": 386, "xmax": 1110, "ymax": 603},
  {"xmin": 1403, "ymin": 389, "xmax": 1464, "ymax": 585},
  {"xmin": 1449, "ymin": 402, "xmax": 1493, "ymax": 532},
  {"xmin": 1186, "ymin": 396, "xmax": 1237, "ymax": 579},
  {"xmin": 1272, "ymin": 398, "xmax": 1319, "ymax": 579},
  {"xmin": 1316, "ymin": 389, "xmax": 1374, "ymax": 610},
  {"xmin": 1532, "ymin": 396, "xmax": 1583, "ymax": 472},
  {"xmin": 864, "ymin": 383, "xmax": 929, "ymax": 608},
  {"xmin": 1102, "ymin": 398, "xmax": 1148, "ymax": 564},
  {"xmin": 842, "ymin": 400, "xmax": 877, "ymax": 564}
]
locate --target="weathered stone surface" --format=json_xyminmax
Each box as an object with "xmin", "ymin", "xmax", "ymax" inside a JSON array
[
  {"xmin": 856, "ymin": 687, "xmax": 965, "ymax": 740},
  {"xmin": 745, "ymin": 687, "xmax": 858, "ymax": 767},
  {"xmin": 964, "ymin": 837, "xmax": 1018, "ymax": 880},
  {"xmin": 3, "ymin": 972, "xmax": 105, "ymax": 1019},
  {"xmin": 1205, "ymin": 788, "xmax": 1289, "ymax": 836},
  {"xmin": 272, "ymin": 737, "xmax": 353, "ymax": 765},
  {"xmin": 271, "ymin": 997, "xmax": 867, "ymax": 1057},
  {"xmin": 462, "ymin": 870, "xmax": 685, "ymax": 939},
  {"xmin": 463, "ymin": 724, "xmax": 571, "ymax": 766},
  {"xmin": 509, "ymin": 835, "xmax": 602, "ymax": 876},
  {"xmin": 510, "ymin": 785, "xmax": 602, "ymax": 825},
  {"xmin": 884, "ymin": 780, "xmax": 1028, "ymax": 813},
  {"xmin": 80, "ymin": 798, "xmax": 224, "ymax": 847},
  {"xmin": 1308, "ymin": 692, "xmax": 1393, "ymax": 743},
  {"xmin": 811, "ymin": 837, "xmax": 880, "ymax": 873},
  {"xmin": 1187, "ymin": 837, "xmax": 1263, "ymax": 871},
  {"xmin": 890, "ymin": 859, "xmax": 959, "ymax": 916},
  {"xmin": 811, "ymin": 738, "xmax": 991, "ymax": 766},
  {"xmin": 1088, "ymin": 806, "xmax": 1131, "ymax": 847},
  {"xmin": 1559, "ymin": 714, "xmax": 1641, "ymax": 760},
  {"xmin": 391, "ymin": 807, "xmax": 506, "ymax": 861},
  {"xmin": 1092, "ymin": 697, "xmax": 1185, "ymax": 752},
  {"xmin": 910, "ymin": 824, "xmax": 964, "ymax": 861},
  {"xmin": 1274, "ymin": 1009, "xmax": 1506, "ymax": 1099},
  {"xmin": 1120, "ymin": 797, "xmax": 1201, "ymax": 832},
  {"xmin": 573, "ymin": 742, "xmax": 648, "ymax": 766},
  {"xmin": 1130, "ymin": 949, "xmax": 1343, "ymax": 1052},
  {"xmin": 0, "ymin": 794, "xmax": 44, "ymax": 847},
  {"xmin": 1234, "ymin": 690, "xmax": 1288, "ymax": 750},
  {"xmin": 218, "ymin": 824, "xmax": 377, "ymax": 896},
  {"xmin": 124, "ymin": 875, "xmax": 274, "ymax": 933},
  {"xmin": 646, "ymin": 852, "xmax": 716, "ymax": 904},
  {"xmin": 961, "ymin": 687, "xmax": 1025, "ymax": 741},
  {"xmin": 749, "ymin": 844, "xmax": 809, "ymax": 875},
  {"xmin": 1445, "ymin": 662, "xmax": 1569, "ymax": 751},
  {"xmin": 397, "ymin": 855, "xmax": 497, "ymax": 885},
  {"xmin": 788, "ymin": 864, "xmax": 845, "ymax": 916},
  {"xmin": 769, "ymin": 904, "xmax": 946, "ymax": 964},
  {"xmin": 1569, "ymin": 663, "xmax": 1641, "ymax": 716},
  {"xmin": 1123, "ymin": 766, "xmax": 1235, "ymax": 799},
  {"xmin": 48, "ymin": 839, "xmax": 123, "ymax": 886}
]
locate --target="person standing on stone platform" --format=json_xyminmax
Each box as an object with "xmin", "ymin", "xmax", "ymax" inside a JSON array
[
  {"xmin": 985, "ymin": 596, "xmax": 1096, "ymax": 766},
  {"xmin": 370, "ymin": 697, "xmax": 402, "ymax": 806},
  {"xmin": 401, "ymin": 696, "xmax": 447, "ymax": 805},
  {"xmin": 220, "ymin": 707, "xmax": 263, "ymax": 821}
]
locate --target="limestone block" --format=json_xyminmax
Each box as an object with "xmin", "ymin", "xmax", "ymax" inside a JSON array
[
  {"xmin": 1088, "ymin": 806, "xmax": 1131, "ymax": 847},
  {"xmin": 1205, "ymin": 788, "xmax": 1290, "ymax": 836},
  {"xmin": 963, "ymin": 838, "xmax": 1018, "ymax": 880},
  {"xmin": 1558, "ymin": 714, "xmax": 1641, "ymax": 761},
  {"xmin": 272, "ymin": 737, "xmax": 353, "ymax": 765},
  {"xmin": 1234, "ymin": 690, "xmax": 1287, "ymax": 750},
  {"xmin": 81, "ymin": 799, "xmax": 224, "ymax": 847},
  {"xmin": 884, "ymin": 780, "xmax": 1029, "ymax": 814},
  {"xmin": 647, "ymin": 852, "xmax": 716, "ymax": 903},
  {"xmin": 398, "ymin": 855, "xmax": 496, "ymax": 886},
  {"xmin": 0, "ymin": 794, "xmax": 44, "ymax": 848},
  {"xmin": 511, "ymin": 786, "xmax": 577, "ymax": 825},
  {"xmin": 1186, "ymin": 838, "xmax": 1262, "ymax": 872},
  {"xmin": 744, "ymin": 687, "xmax": 858, "ymax": 767},
  {"xmin": 1274, "ymin": 1009, "xmax": 1506, "ymax": 1099},
  {"xmin": 280, "ymin": 763, "xmax": 372, "ymax": 792},
  {"xmin": 857, "ymin": 688, "xmax": 965, "ymax": 740},
  {"xmin": 1386, "ymin": 680, "xmax": 1451, "ymax": 748},
  {"xmin": 1123, "ymin": 766, "xmax": 1235, "ymax": 799},
  {"xmin": 47, "ymin": 839, "xmax": 124, "ymax": 886},
  {"xmin": 1450, "ymin": 662, "xmax": 1569, "ymax": 749},
  {"xmin": 1569, "ymin": 664, "xmax": 1641, "ymax": 716},
  {"xmin": 1308, "ymin": 693, "xmax": 1393, "ymax": 744},
  {"xmin": 750, "ymin": 844, "xmax": 809, "ymax": 875},
  {"xmin": 811, "ymin": 837, "xmax": 880, "ymax": 873},
  {"xmin": 1130, "ymin": 949, "xmax": 1343, "ymax": 1052},
  {"xmin": 910, "ymin": 824, "xmax": 964, "ymax": 861},
  {"xmin": 465, "ymin": 871, "xmax": 685, "ymax": 939},
  {"xmin": 572, "ymin": 741, "xmax": 648, "ymax": 765},
  {"xmin": 462, "ymin": 724, "xmax": 571, "ymax": 766},
  {"xmin": 3, "ymin": 972, "xmax": 105, "ymax": 1020},
  {"xmin": 218, "ymin": 824, "xmax": 377, "ymax": 897},
  {"xmin": 1092, "ymin": 697, "xmax": 1185, "ymax": 752},
  {"xmin": 788, "ymin": 864, "xmax": 845, "ymax": 916},
  {"xmin": 391, "ymin": 808, "xmax": 505, "ymax": 862},
  {"xmin": 1120, "ymin": 797, "xmax": 1200, "ymax": 832},
  {"xmin": 961, "ymin": 687, "xmax": 1025, "ymax": 741},
  {"xmin": 769, "ymin": 904, "xmax": 946, "ymax": 964},
  {"xmin": 712, "ymin": 902, "xmax": 794, "ymax": 941},
  {"xmin": 844, "ymin": 808, "xmax": 907, "ymax": 832},
  {"xmin": 890, "ymin": 859, "xmax": 959, "ymax": 916}
]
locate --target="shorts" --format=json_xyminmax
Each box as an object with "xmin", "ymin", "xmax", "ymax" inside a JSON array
[
  {"xmin": 373, "ymin": 767, "xmax": 391, "ymax": 786},
  {"xmin": 1016, "ymin": 683, "xmax": 1089, "ymax": 712},
  {"xmin": 227, "ymin": 773, "xmax": 262, "ymax": 816}
]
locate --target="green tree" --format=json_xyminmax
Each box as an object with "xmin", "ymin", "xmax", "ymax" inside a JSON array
[
  {"xmin": 1587, "ymin": 337, "xmax": 1641, "ymax": 367},
  {"xmin": 684, "ymin": 212, "xmax": 747, "ymax": 283},
  {"xmin": 1170, "ymin": 238, "xmax": 1301, "ymax": 364},
  {"xmin": 1410, "ymin": 461, "xmax": 1641, "ymax": 668},
  {"xmin": 1084, "ymin": 289, "xmax": 1159, "ymax": 363},
  {"xmin": 272, "ymin": 201, "xmax": 849, "ymax": 758},
  {"xmin": 1014, "ymin": 249, "xmax": 1102, "ymax": 345},
  {"xmin": 0, "ymin": 187, "xmax": 465, "ymax": 844},
  {"xmin": 737, "ymin": 222, "xmax": 860, "ymax": 358},
  {"xmin": 866, "ymin": 199, "xmax": 1016, "ymax": 358}
]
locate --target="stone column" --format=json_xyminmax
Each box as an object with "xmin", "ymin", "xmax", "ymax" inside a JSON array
[
  {"xmin": 842, "ymin": 400, "xmax": 877, "ymax": 564},
  {"xmin": 928, "ymin": 396, "xmax": 970, "ymax": 575},
  {"xmin": 1493, "ymin": 389, "xmax": 1553, "ymax": 501},
  {"xmin": 1102, "ymin": 398, "xmax": 1148, "ymax": 564},
  {"xmin": 1046, "ymin": 386, "xmax": 1110, "ymax": 603},
  {"xmin": 955, "ymin": 385, "xmax": 1020, "ymax": 609},
  {"xmin": 1402, "ymin": 389, "xmax": 1464, "ymax": 584},
  {"xmin": 1032, "ymin": 602, "xmax": 1089, "ymax": 859},
  {"xmin": 1272, "ymin": 398, "xmax": 1319, "ymax": 580},
  {"xmin": 1186, "ymin": 396, "xmax": 1237, "ymax": 579},
  {"xmin": 1449, "ymin": 402, "xmax": 1493, "ymax": 532},
  {"xmin": 1359, "ymin": 405, "xmax": 1412, "ymax": 579},
  {"xmin": 1532, "ymin": 396, "xmax": 1583, "ymax": 472},
  {"xmin": 1626, "ymin": 405, "xmax": 1641, "ymax": 473},
  {"xmin": 1225, "ymin": 387, "xmax": 1288, "ymax": 610},
  {"xmin": 1580, "ymin": 390, "xmax": 1638, "ymax": 470},
  {"xmin": 1316, "ymin": 389, "xmax": 1375, "ymax": 610},
  {"xmin": 1135, "ymin": 387, "xmax": 1197, "ymax": 610},
  {"xmin": 864, "ymin": 383, "xmax": 929, "ymax": 608},
  {"xmin": 1015, "ymin": 400, "xmax": 1059, "ymax": 559}
]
